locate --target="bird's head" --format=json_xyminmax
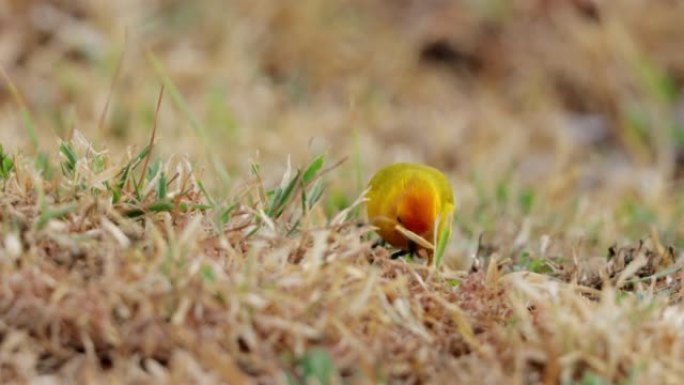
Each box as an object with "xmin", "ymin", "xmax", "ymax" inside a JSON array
[{"xmin": 396, "ymin": 184, "xmax": 438, "ymax": 238}]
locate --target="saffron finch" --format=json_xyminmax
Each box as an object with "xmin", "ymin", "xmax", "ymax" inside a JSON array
[{"xmin": 365, "ymin": 162, "xmax": 455, "ymax": 264}]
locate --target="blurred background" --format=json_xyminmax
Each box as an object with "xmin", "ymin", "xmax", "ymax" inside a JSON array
[{"xmin": 2, "ymin": 0, "xmax": 684, "ymax": 255}]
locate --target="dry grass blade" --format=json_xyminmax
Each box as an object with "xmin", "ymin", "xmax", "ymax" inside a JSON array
[
  {"xmin": 615, "ymin": 252, "xmax": 649, "ymax": 288},
  {"xmin": 97, "ymin": 31, "xmax": 128, "ymax": 133},
  {"xmin": 395, "ymin": 223, "xmax": 434, "ymax": 250},
  {"xmin": 137, "ymin": 85, "xmax": 165, "ymax": 187}
]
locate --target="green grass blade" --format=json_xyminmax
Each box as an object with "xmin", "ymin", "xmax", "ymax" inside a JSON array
[
  {"xmin": 302, "ymin": 154, "xmax": 326, "ymax": 185},
  {"xmin": 36, "ymin": 203, "xmax": 78, "ymax": 230},
  {"xmin": 59, "ymin": 142, "xmax": 77, "ymax": 175},
  {"xmin": 434, "ymin": 213, "xmax": 453, "ymax": 269},
  {"xmin": 158, "ymin": 171, "xmax": 168, "ymax": 200}
]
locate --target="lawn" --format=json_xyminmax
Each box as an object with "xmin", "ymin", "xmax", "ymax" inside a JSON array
[{"xmin": 1, "ymin": 1, "xmax": 684, "ymax": 384}]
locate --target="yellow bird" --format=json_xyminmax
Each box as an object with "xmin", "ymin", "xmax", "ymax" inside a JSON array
[{"xmin": 365, "ymin": 162, "xmax": 455, "ymax": 264}]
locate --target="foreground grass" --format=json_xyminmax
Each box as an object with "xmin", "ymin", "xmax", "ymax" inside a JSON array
[{"xmin": 0, "ymin": 134, "xmax": 682, "ymax": 385}]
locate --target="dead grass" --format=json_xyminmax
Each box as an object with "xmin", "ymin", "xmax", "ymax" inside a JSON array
[{"xmin": 2, "ymin": 1, "xmax": 684, "ymax": 384}]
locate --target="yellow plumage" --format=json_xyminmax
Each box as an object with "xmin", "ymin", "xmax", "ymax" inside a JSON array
[{"xmin": 365, "ymin": 162, "xmax": 455, "ymax": 263}]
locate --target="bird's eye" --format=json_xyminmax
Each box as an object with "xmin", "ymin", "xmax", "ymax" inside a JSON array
[{"xmin": 396, "ymin": 216, "xmax": 403, "ymax": 224}]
